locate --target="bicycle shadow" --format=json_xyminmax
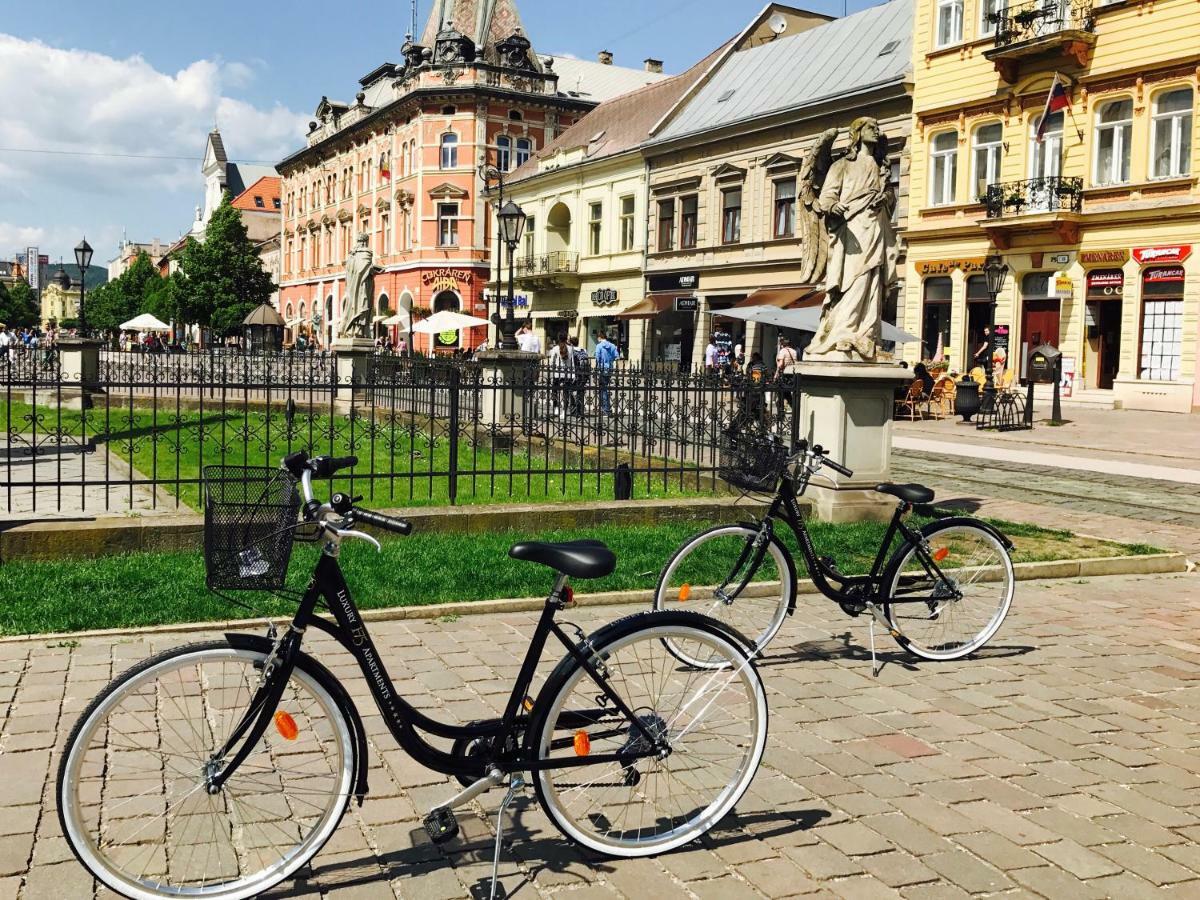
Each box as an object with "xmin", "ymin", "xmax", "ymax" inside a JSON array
[
  {"xmin": 755, "ymin": 631, "xmax": 1037, "ymax": 674},
  {"xmin": 263, "ymin": 800, "xmax": 831, "ymax": 898}
]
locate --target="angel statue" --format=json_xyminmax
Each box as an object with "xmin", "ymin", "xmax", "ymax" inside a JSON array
[
  {"xmin": 799, "ymin": 117, "xmax": 898, "ymax": 361},
  {"xmin": 339, "ymin": 233, "xmax": 380, "ymax": 341}
]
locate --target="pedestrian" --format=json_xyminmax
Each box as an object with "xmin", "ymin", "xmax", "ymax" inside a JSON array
[
  {"xmin": 517, "ymin": 323, "xmax": 541, "ymax": 354},
  {"xmin": 741, "ymin": 351, "xmax": 769, "ymax": 424},
  {"xmin": 592, "ymin": 329, "xmax": 619, "ymax": 415},
  {"xmin": 397, "ymin": 335, "xmax": 407, "ymax": 355},
  {"xmin": 704, "ymin": 337, "xmax": 719, "ymax": 374},
  {"xmin": 775, "ymin": 336, "xmax": 798, "ymax": 419},
  {"xmin": 0, "ymin": 324, "xmax": 10, "ymax": 360},
  {"xmin": 569, "ymin": 336, "xmax": 589, "ymax": 415},
  {"xmin": 547, "ymin": 336, "xmax": 576, "ymax": 419},
  {"xmin": 913, "ymin": 361, "xmax": 934, "ymax": 397}
]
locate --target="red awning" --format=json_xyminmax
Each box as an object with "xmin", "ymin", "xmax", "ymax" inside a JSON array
[
  {"xmin": 734, "ymin": 288, "xmax": 810, "ymax": 309},
  {"xmin": 619, "ymin": 293, "xmax": 687, "ymax": 319}
]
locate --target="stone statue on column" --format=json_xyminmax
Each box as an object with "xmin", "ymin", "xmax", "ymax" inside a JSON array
[
  {"xmin": 802, "ymin": 117, "xmax": 898, "ymax": 362},
  {"xmin": 339, "ymin": 233, "xmax": 378, "ymax": 341}
]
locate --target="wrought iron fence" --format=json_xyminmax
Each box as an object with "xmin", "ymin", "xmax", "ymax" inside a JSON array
[
  {"xmin": 514, "ymin": 250, "xmax": 579, "ymax": 279},
  {"xmin": 991, "ymin": 0, "xmax": 1095, "ymax": 47},
  {"xmin": 2, "ymin": 349, "xmax": 800, "ymax": 516},
  {"xmin": 984, "ymin": 176, "xmax": 1084, "ymax": 218}
]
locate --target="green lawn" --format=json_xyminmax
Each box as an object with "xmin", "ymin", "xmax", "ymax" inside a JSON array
[
  {"xmin": 2, "ymin": 398, "xmax": 708, "ymax": 510},
  {"xmin": 0, "ymin": 517, "xmax": 1156, "ymax": 636}
]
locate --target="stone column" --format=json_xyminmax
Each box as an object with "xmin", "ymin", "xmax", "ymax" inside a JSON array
[
  {"xmin": 54, "ymin": 338, "xmax": 104, "ymax": 410},
  {"xmin": 794, "ymin": 360, "xmax": 912, "ymax": 523},
  {"xmin": 474, "ymin": 348, "xmax": 541, "ymax": 446},
  {"xmin": 332, "ymin": 337, "xmax": 377, "ymax": 409}
]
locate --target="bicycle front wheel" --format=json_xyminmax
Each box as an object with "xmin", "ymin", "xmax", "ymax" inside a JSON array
[
  {"xmin": 528, "ymin": 611, "xmax": 768, "ymax": 857},
  {"xmin": 883, "ymin": 520, "xmax": 1015, "ymax": 661},
  {"xmin": 57, "ymin": 641, "xmax": 356, "ymax": 900},
  {"xmin": 654, "ymin": 524, "xmax": 794, "ymax": 668}
]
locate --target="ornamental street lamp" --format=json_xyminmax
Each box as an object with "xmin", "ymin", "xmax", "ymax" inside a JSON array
[
  {"xmin": 478, "ymin": 159, "xmax": 504, "ymax": 350},
  {"xmin": 74, "ymin": 238, "xmax": 93, "ymax": 336},
  {"xmin": 496, "ymin": 199, "xmax": 527, "ymax": 351},
  {"xmin": 981, "ymin": 253, "xmax": 1009, "ymax": 412}
]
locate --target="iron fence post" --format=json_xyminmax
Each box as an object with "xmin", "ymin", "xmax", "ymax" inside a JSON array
[{"xmin": 448, "ymin": 364, "xmax": 460, "ymax": 505}]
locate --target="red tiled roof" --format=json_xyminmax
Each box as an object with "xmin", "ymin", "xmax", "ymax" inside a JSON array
[{"xmin": 231, "ymin": 176, "xmax": 282, "ymax": 211}]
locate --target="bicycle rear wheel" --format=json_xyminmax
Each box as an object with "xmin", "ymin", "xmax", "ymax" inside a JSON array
[
  {"xmin": 57, "ymin": 641, "xmax": 356, "ymax": 900},
  {"xmin": 653, "ymin": 524, "xmax": 794, "ymax": 668},
  {"xmin": 528, "ymin": 611, "xmax": 768, "ymax": 857},
  {"xmin": 883, "ymin": 520, "xmax": 1015, "ymax": 660}
]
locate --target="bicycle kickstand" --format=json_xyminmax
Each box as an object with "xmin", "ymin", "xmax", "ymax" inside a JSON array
[{"xmin": 481, "ymin": 773, "xmax": 525, "ymax": 900}]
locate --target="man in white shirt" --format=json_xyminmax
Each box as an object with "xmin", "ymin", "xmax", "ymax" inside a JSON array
[
  {"xmin": 516, "ymin": 324, "xmax": 542, "ymax": 354},
  {"xmin": 704, "ymin": 339, "xmax": 718, "ymax": 372}
]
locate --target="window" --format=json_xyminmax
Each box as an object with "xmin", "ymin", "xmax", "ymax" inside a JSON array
[
  {"xmin": 508, "ymin": 109, "xmax": 523, "ymax": 121},
  {"xmin": 979, "ymin": 0, "xmax": 1002, "ymax": 36},
  {"xmin": 516, "ymin": 138, "xmax": 532, "ymax": 167},
  {"xmin": 442, "ymin": 105, "xmax": 457, "ymax": 115},
  {"xmin": 681, "ymin": 195, "xmax": 698, "ymax": 249},
  {"xmin": 523, "ymin": 217, "xmax": 535, "ymax": 259},
  {"xmin": 253, "ymin": 196, "xmax": 264, "ymax": 208},
  {"xmin": 1094, "ymin": 99, "xmax": 1132, "ymax": 186},
  {"xmin": 929, "ymin": 131, "xmax": 958, "ymax": 206},
  {"xmin": 1151, "ymin": 88, "xmax": 1193, "ymax": 179},
  {"xmin": 381, "ymin": 214, "xmax": 391, "ymax": 254},
  {"xmin": 721, "ymin": 188, "xmax": 742, "ymax": 244},
  {"xmin": 273, "ymin": 197, "xmax": 281, "ymax": 209},
  {"xmin": 588, "ymin": 201, "xmax": 603, "ymax": 255},
  {"xmin": 971, "ymin": 122, "xmax": 1003, "ymax": 200},
  {"xmin": 773, "ymin": 178, "xmax": 796, "ymax": 238},
  {"xmin": 437, "ymin": 203, "xmax": 459, "ymax": 247},
  {"xmin": 619, "ymin": 196, "xmax": 635, "ymax": 251},
  {"xmin": 935, "ymin": 0, "xmax": 963, "ymax": 48},
  {"xmin": 889, "ymin": 158, "xmax": 901, "ymax": 223},
  {"xmin": 1140, "ymin": 267, "xmax": 1184, "ymax": 381},
  {"xmin": 657, "ymin": 198, "xmax": 675, "ymax": 251},
  {"xmin": 922, "ymin": 277, "xmax": 953, "ymax": 362},
  {"xmin": 440, "ymin": 133, "xmax": 458, "ymax": 169},
  {"xmin": 496, "ymin": 135, "xmax": 512, "ymax": 172}
]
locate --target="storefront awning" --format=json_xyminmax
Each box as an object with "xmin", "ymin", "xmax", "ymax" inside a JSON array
[
  {"xmin": 734, "ymin": 287, "xmax": 816, "ymax": 309},
  {"xmin": 619, "ymin": 293, "xmax": 688, "ymax": 319}
]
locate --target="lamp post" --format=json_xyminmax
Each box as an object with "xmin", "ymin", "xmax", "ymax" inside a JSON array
[
  {"xmin": 496, "ymin": 200, "xmax": 527, "ymax": 351},
  {"xmin": 478, "ymin": 160, "xmax": 504, "ymax": 349},
  {"xmin": 981, "ymin": 253, "xmax": 1009, "ymax": 413},
  {"xmin": 74, "ymin": 238, "xmax": 93, "ymax": 337}
]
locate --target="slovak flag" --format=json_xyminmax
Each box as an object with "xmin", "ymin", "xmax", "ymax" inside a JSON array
[
  {"xmin": 379, "ymin": 157, "xmax": 391, "ymax": 182},
  {"xmin": 1036, "ymin": 76, "xmax": 1070, "ymax": 143}
]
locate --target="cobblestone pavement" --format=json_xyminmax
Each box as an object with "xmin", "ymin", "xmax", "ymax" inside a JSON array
[{"xmin": 3, "ymin": 571, "xmax": 1199, "ymax": 898}]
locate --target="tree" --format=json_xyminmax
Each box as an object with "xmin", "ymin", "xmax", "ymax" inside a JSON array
[
  {"xmin": 0, "ymin": 280, "xmax": 41, "ymax": 328},
  {"xmin": 144, "ymin": 271, "xmax": 185, "ymax": 326},
  {"xmin": 179, "ymin": 195, "xmax": 275, "ymax": 336},
  {"xmin": 87, "ymin": 251, "xmax": 159, "ymax": 333}
]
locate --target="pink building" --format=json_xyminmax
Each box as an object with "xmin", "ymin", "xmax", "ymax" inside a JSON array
[{"xmin": 277, "ymin": 0, "xmax": 665, "ymax": 353}]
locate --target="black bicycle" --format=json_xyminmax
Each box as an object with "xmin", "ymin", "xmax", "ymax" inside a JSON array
[
  {"xmin": 653, "ymin": 432, "xmax": 1015, "ymax": 671},
  {"xmin": 56, "ymin": 452, "xmax": 768, "ymax": 900}
]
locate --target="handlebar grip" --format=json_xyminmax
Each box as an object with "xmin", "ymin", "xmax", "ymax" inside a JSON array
[
  {"xmin": 824, "ymin": 457, "xmax": 854, "ymax": 478},
  {"xmin": 352, "ymin": 508, "xmax": 413, "ymax": 536},
  {"xmin": 311, "ymin": 455, "xmax": 358, "ymax": 478},
  {"xmin": 282, "ymin": 451, "xmax": 309, "ymax": 478}
]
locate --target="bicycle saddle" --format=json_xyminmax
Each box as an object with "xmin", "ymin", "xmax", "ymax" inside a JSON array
[
  {"xmin": 875, "ymin": 483, "xmax": 935, "ymax": 504},
  {"xmin": 509, "ymin": 540, "xmax": 617, "ymax": 579}
]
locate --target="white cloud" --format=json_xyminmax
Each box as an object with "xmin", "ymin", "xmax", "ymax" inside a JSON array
[
  {"xmin": 0, "ymin": 224, "xmax": 49, "ymax": 247},
  {"xmin": 0, "ymin": 34, "xmax": 307, "ymax": 259}
]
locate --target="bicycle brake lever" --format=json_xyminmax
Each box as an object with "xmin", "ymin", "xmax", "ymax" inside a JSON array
[{"xmin": 335, "ymin": 528, "xmax": 382, "ymax": 552}]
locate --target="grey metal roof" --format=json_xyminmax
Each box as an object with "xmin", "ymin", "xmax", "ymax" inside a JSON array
[
  {"xmin": 652, "ymin": 0, "xmax": 912, "ymax": 144},
  {"xmin": 546, "ymin": 56, "xmax": 668, "ymax": 103}
]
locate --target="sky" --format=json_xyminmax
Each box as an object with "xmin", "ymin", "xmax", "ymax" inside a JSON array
[{"xmin": 1, "ymin": 0, "xmax": 883, "ymax": 268}]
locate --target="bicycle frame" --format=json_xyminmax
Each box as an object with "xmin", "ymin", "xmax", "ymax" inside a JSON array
[{"xmin": 209, "ymin": 550, "xmax": 663, "ymax": 791}]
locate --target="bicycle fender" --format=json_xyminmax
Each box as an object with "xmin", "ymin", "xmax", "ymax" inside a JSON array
[
  {"xmin": 223, "ymin": 632, "xmax": 371, "ymax": 806},
  {"xmin": 881, "ymin": 516, "xmax": 1014, "ymax": 591}
]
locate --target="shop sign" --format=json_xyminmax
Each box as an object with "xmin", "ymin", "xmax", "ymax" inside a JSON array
[
  {"xmin": 914, "ymin": 257, "xmax": 985, "ymax": 276},
  {"xmin": 1061, "ymin": 355, "xmax": 1076, "ymax": 398},
  {"xmin": 1080, "ymin": 249, "xmax": 1129, "ymax": 266},
  {"xmin": 1048, "ymin": 252, "xmax": 1073, "ymax": 266},
  {"xmin": 1133, "ymin": 245, "xmax": 1191, "ymax": 265},
  {"xmin": 1054, "ymin": 273, "xmax": 1073, "ymax": 298},
  {"xmin": 422, "ymin": 267, "xmax": 474, "ymax": 292},
  {"xmin": 590, "ymin": 288, "xmax": 619, "ymax": 306},
  {"xmin": 493, "ymin": 293, "xmax": 529, "ymax": 309},
  {"xmin": 674, "ymin": 296, "xmax": 699, "ymax": 312},
  {"xmin": 1086, "ymin": 270, "xmax": 1124, "ymax": 297},
  {"xmin": 993, "ymin": 324, "xmax": 1010, "ymax": 357},
  {"xmin": 1144, "ymin": 266, "xmax": 1186, "ymax": 283},
  {"xmin": 648, "ymin": 271, "xmax": 699, "ymax": 292},
  {"xmin": 556, "ymin": 310, "xmax": 579, "ymax": 320}
]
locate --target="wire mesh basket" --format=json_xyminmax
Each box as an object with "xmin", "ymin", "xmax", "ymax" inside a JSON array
[
  {"xmin": 203, "ymin": 466, "xmax": 301, "ymax": 591},
  {"xmin": 718, "ymin": 429, "xmax": 790, "ymax": 493}
]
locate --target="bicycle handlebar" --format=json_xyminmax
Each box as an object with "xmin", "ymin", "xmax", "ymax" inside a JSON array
[
  {"xmin": 285, "ymin": 452, "xmax": 413, "ymax": 538},
  {"xmin": 350, "ymin": 507, "xmax": 413, "ymax": 536},
  {"xmin": 791, "ymin": 441, "xmax": 855, "ymax": 479}
]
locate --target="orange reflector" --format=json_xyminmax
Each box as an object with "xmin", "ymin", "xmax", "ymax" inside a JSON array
[
  {"xmin": 522, "ymin": 696, "xmax": 535, "ymax": 713},
  {"xmin": 574, "ymin": 730, "xmax": 591, "ymax": 757},
  {"xmin": 678, "ymin": 583, "xmax": 691, "ymax": 602},
  {"xmin": 274, "ymin": 711, "xmax": 299, "ymax": 741},
  {"xmin": 932, "ymin": 548, "xmax": 950, "ymax": 562}
]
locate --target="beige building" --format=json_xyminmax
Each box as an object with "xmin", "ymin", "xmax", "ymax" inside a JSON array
[
  {"xmin": 639, "ymin": 0, "xmax": 913, "ymax": 369},
  {"xmin": 40, "ymin": 269, "xmax": 80, "ymax": 326}
]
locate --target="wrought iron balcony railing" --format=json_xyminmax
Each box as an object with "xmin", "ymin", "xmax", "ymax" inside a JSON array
[
  {"xmin": 514, "ymin": 250, "xmax": 580, "ymax": 278},
  {"xmin": 983, "ymin": 176, "xmax": 1084, "ymax": 218},
  {"xmin": 991, "ymin": 0, "xmax": 1095, "ymax": 48}
]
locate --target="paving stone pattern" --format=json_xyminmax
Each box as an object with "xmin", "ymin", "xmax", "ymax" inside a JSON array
[{"xmin": 2, "ymin": 571, "xmax": 1200, "ymax": 898}]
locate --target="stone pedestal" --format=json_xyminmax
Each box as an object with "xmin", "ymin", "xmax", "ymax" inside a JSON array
[
  {"xmin": 51, "ymin": 338, "xmax": 105, "ymax": 410},
  {"xmin": 332, "ymin": 338, "xmax": 377, "ymax": 408},
  {"xmin": 475, "ymin": 348, "xmax": 540, "ymax": 444},
  {"xmin": 794, "ymin": 360, "xmax": 911, "ymax": 523}
]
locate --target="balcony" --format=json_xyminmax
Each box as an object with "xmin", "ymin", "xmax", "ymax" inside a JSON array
[
  {"xmin": 513, "ymin": 251, "xmax": 580, "ymax": 289},
  {"xmin": 984, "ymin": 0, "xmax": 1096, "ymax": 83},
  {"xmin": 981, "ymin": 177, "xmax": 1084, "ymax": 248}
]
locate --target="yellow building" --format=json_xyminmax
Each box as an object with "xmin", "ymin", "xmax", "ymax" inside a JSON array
[
  {"xmin": 40, "ymin": 269, "xmax": 80, "ymax": 327},
  {"xmin": 903, "ymin": 0, "xmax": 1200, "ymax": 412}
]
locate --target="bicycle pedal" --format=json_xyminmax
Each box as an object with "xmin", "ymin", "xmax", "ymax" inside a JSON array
[
  {"xmin": 423, "ymin": 807, "xmax": 459, "ymax": 845},
  {"xmin": 470, "ymin": 880, "xmax": 507, "ymax": 899}
]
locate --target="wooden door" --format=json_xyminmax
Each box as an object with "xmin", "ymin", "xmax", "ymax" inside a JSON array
[{"xmin": 1022, "ymin": 299, "xmax": 1061, "ymax": 348}]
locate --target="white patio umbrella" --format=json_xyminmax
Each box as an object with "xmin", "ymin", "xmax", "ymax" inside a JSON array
[
  {"xmin": 710, "ymin": 305, "xmax": 918, "ymax": 344},
  {"xmin": 411, "ymin": 310, "xmax": 490, "ymax": 334},
  {"xmin": 119, "ymin": 313, "xmax": 171, "ymax": 331},
  {"xmin": 380, "ymin": 312, "xmax": 411, "ymax": 330}
]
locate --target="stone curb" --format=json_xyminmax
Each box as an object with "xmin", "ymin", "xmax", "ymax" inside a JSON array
[{"xmin": 1, "ymin": 551, "xmax": 1186, "ymax": 645}]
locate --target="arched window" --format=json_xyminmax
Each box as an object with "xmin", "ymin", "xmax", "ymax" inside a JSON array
[
  {"xmin": 440, "ymin": 133, "xmax": 458, "ymax": 169},
  {"xmin": 1094, "ymin": 99, "xmax": 1133, "ymax": 186},
  {"xmin": 285, "ymin": 302, "xmax": 294, "ymax": 321},
  {"xmin": 298, "ymin": 300, "xmax": 307, "ymax": 319},
  {"xmin": 441, "ymin": 105, "xmax": 456, "ymax": 115},
  {"xmin": 1151, "ymin": 88, "xmax": 1193, "ymax": 179},
  {"xmin": 970, "ymin": 122, "xmax": 1002, "ymax": 200},
  {"xmin": 508, "ymin": 109, "xmax": 523, "ymax": 121},
  {"xmin": 515, "ymin": 137, "xmax": 532, "ymax": 167},
  {"xmin": 378, "ymin": 293, "xmax": 390, "ymax": 314},
  {"xmin": 929, "ymin": 131, "xmax": 958, "ymax": 206},
  {"xmin": 922, "ymin": 277, "xmax": 953, "ymax": 362},
  {"xmin": 496, "ymin": 135, "xmax": 512, "ymax": 172}
]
